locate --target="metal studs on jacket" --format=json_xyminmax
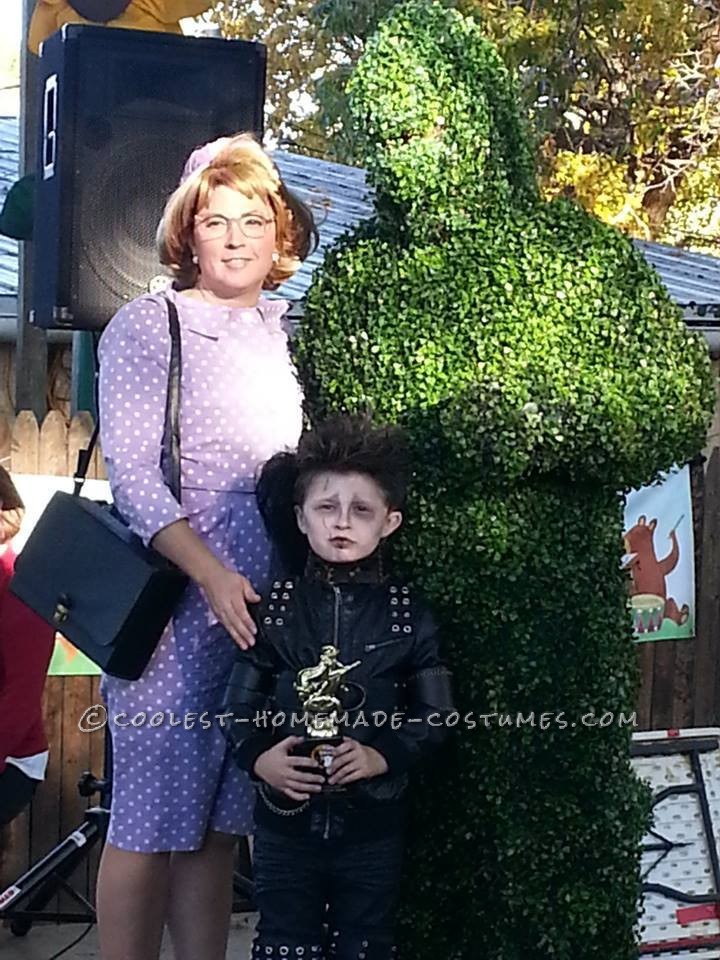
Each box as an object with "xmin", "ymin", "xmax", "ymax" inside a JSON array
[
  {"xmin": 251, "ymin": 943, "xmax": 321, "ymax": 959},
  {"xmin": 266, "ymin": 579, "xmax": 295, "ymax": 626},
  {"xmin": 389, "ymin": 584, "xmax": 413, "ymax": 637}
]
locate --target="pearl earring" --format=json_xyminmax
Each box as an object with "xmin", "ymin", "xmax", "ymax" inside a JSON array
[
  {"xmin": 271, "ymin": 251, "xmax": 279, "ymax": 263},
  {"xmin": 191, "ymin": 254, "xmax": 199, "ymax": 265}
]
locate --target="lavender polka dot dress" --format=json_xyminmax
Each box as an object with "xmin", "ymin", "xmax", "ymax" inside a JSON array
[{"xmin": 97, "ymin": 287, "xmax": 302, "ymax": 852}]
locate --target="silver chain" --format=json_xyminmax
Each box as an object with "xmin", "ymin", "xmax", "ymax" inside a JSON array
[{"xmin": 258, "ymin": 784, "xmax": 310, "ymax": 816}]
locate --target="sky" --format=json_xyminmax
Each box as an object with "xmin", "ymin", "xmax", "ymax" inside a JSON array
[
  {"xmin": 3, "ymin": 0, "xmax": 22, "ymax": 49},
  {"xmin": 0, "ymin": 0, "xmax": 22, "ymax": 74}
]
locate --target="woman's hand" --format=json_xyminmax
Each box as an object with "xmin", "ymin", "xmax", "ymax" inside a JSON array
[
  {"xmin": 200, "ymin": 564, "xmax": 261, "ymax": 649},
  {"xmin": 327, "ymin": 737, "xmax": 389, "ymax": 786},
  {"xmin": 151, "ymin": 520, "xmax": 260, "ymax": 647},
  {"xmin": 253, "ymin": 736, "xmax": 326, "ymax": 802}
]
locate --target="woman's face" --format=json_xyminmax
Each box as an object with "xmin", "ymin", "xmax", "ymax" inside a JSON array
[{"xmin": 191, "ymin": 184, "xmax": 277, "ymax": 304}]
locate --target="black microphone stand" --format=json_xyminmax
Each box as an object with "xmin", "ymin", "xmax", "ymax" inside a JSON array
[
  {"xmin": 1, "ymin": 726, "xmax": 255, "ymax": 938},
  {"xmin": 0, "ymin": 727, "xmax": 112, "ymax": 937}
]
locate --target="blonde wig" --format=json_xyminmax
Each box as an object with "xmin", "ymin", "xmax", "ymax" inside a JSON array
[{"xmin": 157, "ymin": 134, "xmax": 317, "ymax": 290}]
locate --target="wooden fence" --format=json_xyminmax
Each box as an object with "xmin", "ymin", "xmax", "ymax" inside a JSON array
[
  {"xmin": 1, "ymin": 411, "xmax": 106, "ymax": 907},
  {"xmin": 0, "ymin": 342, "xmax": 74, "ymax": 423},
  {"xmin": 635, "ymin": 448, "xmax": 720, "ymax": 730},
  {"xmin": 2, "ymin": 403, "xmax": 720, "ymax": 898}
]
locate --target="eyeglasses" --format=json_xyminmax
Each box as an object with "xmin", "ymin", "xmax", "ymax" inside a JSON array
[{"xmin": 194, "ymin": 212, "xmax": 275, "ymax": 241}]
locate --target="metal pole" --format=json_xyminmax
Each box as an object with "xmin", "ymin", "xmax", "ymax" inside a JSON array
[
  {"xmin": 71, "ymin": 331, "xmax": 97, "ymax": 415},
  {"xmin": 16, "ymin": 0, "xmax": 47, "ymax": 418}
]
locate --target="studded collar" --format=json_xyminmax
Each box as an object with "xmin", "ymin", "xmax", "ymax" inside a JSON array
[{"xmin": 303, "ymin": 548, "xmax": 386, "ymax": 585}]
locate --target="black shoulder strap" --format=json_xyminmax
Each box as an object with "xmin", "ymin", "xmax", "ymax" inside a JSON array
[
  {"xmin": 73, "ymin": 296, "xmax": 182, "ymax": 502},
  {"xmin": 161, "ymin": 297, "xmax": 182, "ymax": 504}
]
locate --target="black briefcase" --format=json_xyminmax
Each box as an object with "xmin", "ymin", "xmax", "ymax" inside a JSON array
[
  {"xmin": 12, "ymin": 491, "xmax": 188, "ymax": 679},
  {"xmin": 10, "ymin": 297, "xmax": 188, "ymax": 680}
]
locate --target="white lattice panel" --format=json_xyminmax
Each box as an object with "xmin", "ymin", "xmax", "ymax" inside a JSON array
[{"xmin": 632, "ymin": 728, "xmax": 720, "ymax": 958}]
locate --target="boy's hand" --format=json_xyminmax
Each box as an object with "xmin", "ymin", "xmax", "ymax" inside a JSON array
[
  {"xmin": 253, "ymin": 736, "xmax": 326, "ymax": 802},
  {"xmin": 327, "ymin": 737, "xmax": 389, "ymax": 786}
]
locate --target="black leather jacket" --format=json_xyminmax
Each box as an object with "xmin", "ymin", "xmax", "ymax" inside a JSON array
[{"xmin": 222, "ymin": 551, "xmax": 455, "ymax": 836}]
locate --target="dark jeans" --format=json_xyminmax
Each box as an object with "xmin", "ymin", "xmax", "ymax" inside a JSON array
[
  {"xmin": 252, "ymin": 822, "xmax": 405, "ymax": 960},
  {"xmin": 0, "ymin": 765, "xmax": 37, "ymax": 827}
]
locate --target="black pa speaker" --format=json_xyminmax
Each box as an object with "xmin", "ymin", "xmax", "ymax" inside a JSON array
[{"xmin": 31, "ymin": 25, "xmax": 266, "ymax": 330}]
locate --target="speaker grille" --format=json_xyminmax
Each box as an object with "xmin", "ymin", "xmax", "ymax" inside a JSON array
[
  {"xmin": 33, "ymin": 27, "xmax": 266, "ymax": 329},
  {"xmin": 78, "ymin": 120, "xmax": 195, "ymax": 310}
]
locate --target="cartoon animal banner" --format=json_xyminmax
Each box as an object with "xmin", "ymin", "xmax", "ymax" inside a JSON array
[
  {"xmin": 623, "ymin": 464, "xmax": 695, "ymax": 643},
  {"xmin": 12, "ymin": 473, "xmax": 106, "ymax": 676}
]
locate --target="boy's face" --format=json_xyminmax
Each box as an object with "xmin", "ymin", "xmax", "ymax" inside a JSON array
[{"xmin": 295, "ymin": 471, "xmax": 402, "ymax": 564}]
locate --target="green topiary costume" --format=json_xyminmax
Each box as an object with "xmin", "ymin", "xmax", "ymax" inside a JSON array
[{"xmin": 293, "ymin": 2, "xmax": 715, "ymax": 957}]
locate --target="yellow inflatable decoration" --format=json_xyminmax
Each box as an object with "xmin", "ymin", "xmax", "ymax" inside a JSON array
[{"xmin": 28, "ymin": 0, "xmax": 213, "ymax": 55}]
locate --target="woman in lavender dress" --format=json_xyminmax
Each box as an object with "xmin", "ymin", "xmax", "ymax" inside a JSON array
[{"xmin": 96, "ymin": 134, "xmax": 315, "ymax": 960}]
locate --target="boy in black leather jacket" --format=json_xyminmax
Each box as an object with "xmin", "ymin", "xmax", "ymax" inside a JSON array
[{"xmin": 222, "ymin": 416, "xmax": 454, "ymax": 960}]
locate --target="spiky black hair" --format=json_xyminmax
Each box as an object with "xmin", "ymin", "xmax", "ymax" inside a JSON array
[{"xmin": 256, "ymin": 415, "xmax": 409, "ymax": 574}]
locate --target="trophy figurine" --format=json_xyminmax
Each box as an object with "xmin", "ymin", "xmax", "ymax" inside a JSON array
[{"xmin": 294, "ymin": 645, "xmax": 362, "ymax": 791}]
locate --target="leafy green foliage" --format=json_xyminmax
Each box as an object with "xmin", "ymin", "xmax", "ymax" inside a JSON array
[
  {"xmin": 208, "ymin": 0, "xmax": 339, "ymax": 148},
  {"xmin": 310, "ymin": 0, "xmax": 720, "ymax": 243},
  {"xmin": 294, "ymin": 2, "xmax": 715, "ymax": 957},
  {"xmin": 660, "ymin": 158, "xmax": 720, "ymax": 255},
  {"xmin": 207, "ymin": 0, "xmax": 719, "ymax": 247}
]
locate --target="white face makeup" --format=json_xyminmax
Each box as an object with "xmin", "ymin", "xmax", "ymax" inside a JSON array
[
  {"xmin": 191, "ymin": 184, "xmax": 276, "ymax": 306},
  {"xmin": 295, "ymin": 471, "xmax": 402, "ymax": 565}
]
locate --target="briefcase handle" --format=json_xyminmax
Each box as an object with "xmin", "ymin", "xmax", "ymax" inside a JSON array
[{"xmin": 73, "ymin": 296, "xmax": 182, "ymax": 504}]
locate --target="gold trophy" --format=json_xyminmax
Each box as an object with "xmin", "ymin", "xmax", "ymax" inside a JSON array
[{"xmin": 294, "ymin": 645, "xmax": 361, "ymax": 791}]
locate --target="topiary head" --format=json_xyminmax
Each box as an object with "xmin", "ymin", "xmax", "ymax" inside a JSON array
[{"xmin": 348, "ymin": 0, "xmax": 537, "ymax": 227}]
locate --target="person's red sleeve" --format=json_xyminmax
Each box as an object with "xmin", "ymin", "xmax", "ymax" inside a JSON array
[{"xmin": 0, "ymin": 550, "xmax": 55, "ymax": 773}]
